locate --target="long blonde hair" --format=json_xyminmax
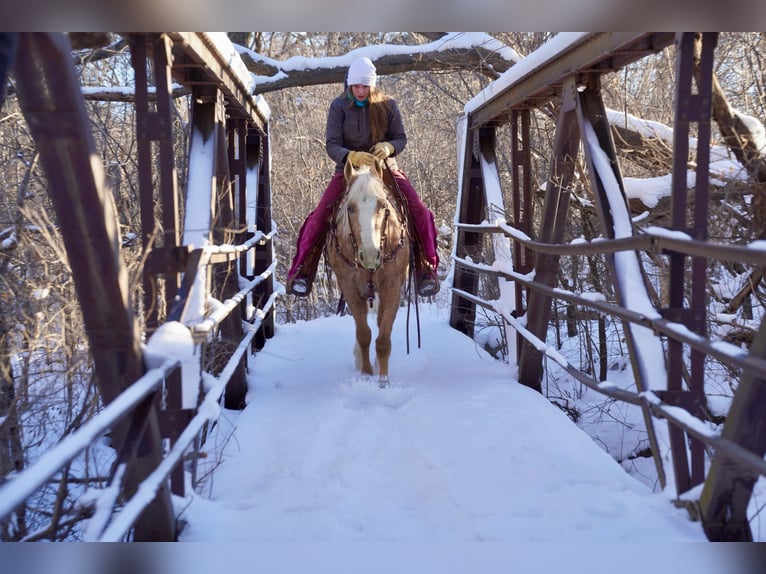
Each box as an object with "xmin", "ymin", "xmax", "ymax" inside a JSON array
[{"xmin": 346, "ymin": 86, "xmax": 393, "ymax": 144}]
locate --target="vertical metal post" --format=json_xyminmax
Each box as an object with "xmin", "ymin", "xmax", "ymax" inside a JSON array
[
  {"xmin": 252, "ymin": 129, "xmax": 275, "ymax": 349},
  {"xmin": 205, "ymin": 98, "xmax": 247, "ymax": 411},
  {"xmin": 449, "ymin": 127, "xmax": 491, "ymax": 337},
  {"xmin": 131, "ymin": 34, "xmax": 181, "ymax": 332},
  {"xmin": 153, "ymin": 34, "xmax": 182, "ymax": 307},
  {"xmin": 664, "ymin": 32, "xmax": 717, "ymax": 494},
  {"xmin": 517, "ymin": 81, "xmax": 577, "ymax": 391},
  {"xmin": 511, "ymin": 108, "xmax": 533, "ymax": 360},
  {"xmin": 131, "ymin": 36, "xmax": 158, "ymax": 330}
]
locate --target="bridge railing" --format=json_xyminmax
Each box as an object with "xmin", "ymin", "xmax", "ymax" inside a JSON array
[
  {"xmin": 0, "ymin": 359, "xmax": 179, "ymax": 540},
  {"xmin": 452, "ymin": 221, "xmax": 766, "ymax": 475},
  {"xmin": 450, "ymin": 32, "xmax": 766, "ymax": 541},
  {"xmin": 0, "ymin": 32, "xmax": 277, "ymax": 541}
]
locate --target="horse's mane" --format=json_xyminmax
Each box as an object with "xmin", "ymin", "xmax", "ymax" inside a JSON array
[{"xmin": 336, "ymin": 166, "xmax": 390, "ymax": 236}]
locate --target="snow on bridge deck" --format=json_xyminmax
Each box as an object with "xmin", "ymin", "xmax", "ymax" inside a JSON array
[{"xmin": 178, "ymin": 303, "xmax": 705, "ymax": 543}]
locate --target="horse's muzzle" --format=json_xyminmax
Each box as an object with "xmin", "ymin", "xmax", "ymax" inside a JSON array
[{"xmin": 358, "ymin": 250, "xmax": 381, "ymax": 270}]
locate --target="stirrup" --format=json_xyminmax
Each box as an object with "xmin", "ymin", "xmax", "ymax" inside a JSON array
[
  {"xmin": 289, "ymin": 277, "xmax": 310, "ymax": 297},
  {"xmin": 416, "ymin": 269, "xmax": 439, "ymax": 297}
]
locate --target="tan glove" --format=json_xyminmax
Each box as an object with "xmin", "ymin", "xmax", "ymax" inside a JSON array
[
  {"xmin": 371, "ymin": 141, "xmax": 395, "ymax": 161},
  {"xmin": 347, "ymin": 150, "xmax": 378, "ymax": 167}
]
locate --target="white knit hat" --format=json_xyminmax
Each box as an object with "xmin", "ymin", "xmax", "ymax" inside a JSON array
[{"xmin": 346, "ymin": 57, "xmax": 377, "ymax": 87}]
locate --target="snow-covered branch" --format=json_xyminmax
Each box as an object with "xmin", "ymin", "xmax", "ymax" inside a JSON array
[{"xmin": 236, "ymin": 32, "xmax": 520, "ymax": 95}]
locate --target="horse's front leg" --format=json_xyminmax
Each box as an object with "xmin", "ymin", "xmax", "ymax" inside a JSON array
[
  {"xmin": 375, "ymin": 290, "xmax": 400, "ymax": 386},
  {"xmin": 346, "ymin": 296, "xmax": 373, "ymax": 376}
]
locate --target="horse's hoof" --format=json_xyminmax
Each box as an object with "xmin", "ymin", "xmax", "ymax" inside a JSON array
[{"xmin": 378, "ymin": 375, "xmax": 389, "ymax": 388}]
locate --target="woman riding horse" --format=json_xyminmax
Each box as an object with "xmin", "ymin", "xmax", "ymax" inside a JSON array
[{"xmin": 286, "ymin": 56, "xmax": 440, "ymax": 298}]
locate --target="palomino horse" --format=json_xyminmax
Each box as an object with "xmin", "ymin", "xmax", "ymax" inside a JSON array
[{"xmin": 327, "ymin": 160, "xmax": 410, "ymax": 387}]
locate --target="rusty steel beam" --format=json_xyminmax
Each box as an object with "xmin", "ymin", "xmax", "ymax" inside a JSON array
[
  {"xmin": 14, "ymin": 33, "xmax": 176, "ymax": 541},
  {"xmin": 469, "ymin": 32, "xmax": 675, "ymax": 129},
  {"xmin": 517, "ymin": 81, "xmax": 577, "ymax": 392},
  {"xmin": 251, "ymin": 129, "xmax": 275, "ymax": 350},
  {"xmin": 510, "ymin": 109, "xmax": 533, "ymax": 359},
  {"xmin": 163, "ymin": 32, "xmax": 267, "ymax": 134},
  {"xmin": 664, "ymin": 33, "xmax": 718, "ymax": 495},
  {"xmin": 449, "ymin": 126, "xmax": 492, "ymax": 338}
]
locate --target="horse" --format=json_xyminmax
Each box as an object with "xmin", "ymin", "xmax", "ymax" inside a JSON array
[{"xmin": 327, "ymin": 160, "xmax": 410, "ymax": 387}]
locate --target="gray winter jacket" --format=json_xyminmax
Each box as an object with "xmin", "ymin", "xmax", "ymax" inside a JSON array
[{"xmin": 325, "ymin": 91, "xmax": 407, "ymax": 173}]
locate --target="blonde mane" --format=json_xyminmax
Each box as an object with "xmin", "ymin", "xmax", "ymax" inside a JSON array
[{"xmin": 337, "ymin": 166, "xmax": 389, "ymax": 235}]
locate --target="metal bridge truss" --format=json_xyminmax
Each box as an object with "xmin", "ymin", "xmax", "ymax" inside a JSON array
[
  {"xmin": 1, "ymin": 33, "xmax": 275, "ymax": 540},
  {"xmin": 451, "ymin": 32, "xmax": 766, "ymax": 541}
]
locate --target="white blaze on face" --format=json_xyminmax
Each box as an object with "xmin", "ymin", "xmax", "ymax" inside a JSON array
[{"xmin": 354, "ymin": 174, "xmax": 382, "ymax": 269}]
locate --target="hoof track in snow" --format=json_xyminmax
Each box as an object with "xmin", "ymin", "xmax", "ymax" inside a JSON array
[{"xmin": 340, "ymin": 376, "xmax": 415, "ymax": 410}]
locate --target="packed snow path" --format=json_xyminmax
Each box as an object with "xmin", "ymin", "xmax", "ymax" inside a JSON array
[{"xmin": 178, "ymin": 304, "xmax": 705, "ymax": 542}]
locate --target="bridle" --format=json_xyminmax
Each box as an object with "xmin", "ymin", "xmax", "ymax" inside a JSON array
[{"xmin": 330, "ymin": 175, "xmax": 408, "ymax": 307}]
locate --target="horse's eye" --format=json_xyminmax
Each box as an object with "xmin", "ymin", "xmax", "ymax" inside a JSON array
[{"xmin": 347, "ymin": 205, "xmax": 354, "ymax": 213}]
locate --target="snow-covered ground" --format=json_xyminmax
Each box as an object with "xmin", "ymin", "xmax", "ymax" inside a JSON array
[{"xmin": 177, "ymin": 302, "xmax": 706, "ymax": 544}]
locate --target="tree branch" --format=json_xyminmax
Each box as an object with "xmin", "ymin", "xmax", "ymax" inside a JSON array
[{"xmin": 239, "ymin": 34, "xmax": 518, "ymax": 95}]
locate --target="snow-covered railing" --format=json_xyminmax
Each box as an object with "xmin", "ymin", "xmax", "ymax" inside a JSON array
[
  {"xmin": 191, "ymin": 260, "xmax": 278, "ymax": 337},
  {"xmin": 451, "ymin": 32, "xmax": 765, "ymax": 541},
  {"xmin": 89, "ymin": 317, "xmax": 271, "ymax": 541},
  {"xmin": 452, "ymin": 285, "xmax": 766, "ymax": 483},
  {"xmin": 79, "ymin": 243, "xmax": 282, "ymax": 541},
  {"xmin": 0, "ymin": 358, "xmax": 180, "ymax": 526},
  {"xmin": 456, "ymin": 220, "xmax": 766, "ymax": 268},
  {"xmin": 454, "ymin": 221, "xmax": 766, "ymax": 381},
  {"xmin": 4, "ymin": 32, "xmax": 278, "ymax": 541}
]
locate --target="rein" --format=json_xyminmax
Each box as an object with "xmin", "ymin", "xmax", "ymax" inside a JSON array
[{"xmin": 382, "ymin": 160, "xmax": 422, "ymax": 353}]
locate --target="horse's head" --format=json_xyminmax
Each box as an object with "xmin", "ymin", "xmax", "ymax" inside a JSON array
[{"xmin": 341, "ymin": 162, "xmax": 390, "ymax": 270}]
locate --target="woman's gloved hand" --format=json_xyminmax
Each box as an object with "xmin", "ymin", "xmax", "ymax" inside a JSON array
[
  {"xmin": 347, "ymin": 150, "xmax": 378, "ymax": 167},
  {"xmin": 371, "ymin": 142, "xmax": 395, "ymax": 160}
]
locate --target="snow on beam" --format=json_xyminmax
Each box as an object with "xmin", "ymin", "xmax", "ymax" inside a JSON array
[
  {"xmin": 165, "ymin": 32, "xmax": 267, "ymax": 134},
  {"xmin": 466, "ymin": 33, "xmax": 675, "ymax": 128}
]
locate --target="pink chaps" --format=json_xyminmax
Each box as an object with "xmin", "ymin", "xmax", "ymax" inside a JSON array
[{"xmin": 287, "ymin": 169, "xmax": 438, "ymax": 282}]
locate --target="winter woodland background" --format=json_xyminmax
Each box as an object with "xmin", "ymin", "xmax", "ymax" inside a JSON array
[{"xmin": 1, "ymin": 32, "xmax": 766, "ymax": 544}]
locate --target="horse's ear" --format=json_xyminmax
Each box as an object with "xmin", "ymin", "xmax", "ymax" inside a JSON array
[
  {"xmin": 373, "ymin": 160, "xmax": 383, "ymax": 180},
  {"xmin": 344, "ymin": 159, "xmax": 355, "ymax": 183}
]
